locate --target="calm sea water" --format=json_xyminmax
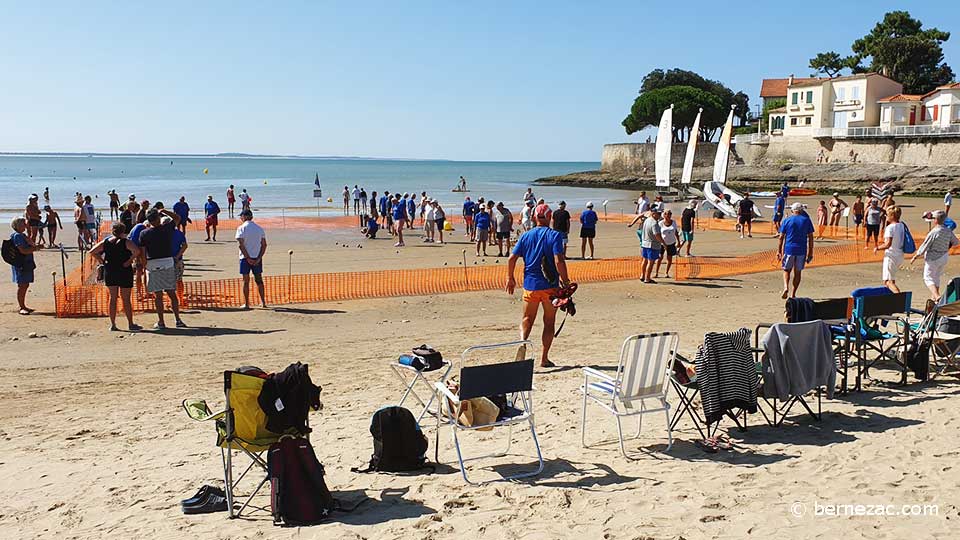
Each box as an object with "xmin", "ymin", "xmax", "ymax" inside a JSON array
[{"xmin": 0, "ymin": 156, "xmax": 627, "ymax": 219}]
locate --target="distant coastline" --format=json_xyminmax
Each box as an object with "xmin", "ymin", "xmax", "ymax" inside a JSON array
[{"xmin": 0, "ymin": 152, "xmax": 448, "ymax": 161}]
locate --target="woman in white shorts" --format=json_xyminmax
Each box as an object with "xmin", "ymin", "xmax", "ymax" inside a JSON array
[
  {"xmin": 910, "ymin": 210, "xmax": 959, "ymax": 302},
  {"xmin": 875, "ymin": 206, "xmax": 905, "ymax": 293}
]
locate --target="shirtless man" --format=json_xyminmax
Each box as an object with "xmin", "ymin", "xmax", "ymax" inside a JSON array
[
  {"xmin": 73, "ymin": 199, "xmax": 87, "ymax": 249},
  {"xmin": 226, "ymin": 184, "xmax": 236, "ymax": 219}
]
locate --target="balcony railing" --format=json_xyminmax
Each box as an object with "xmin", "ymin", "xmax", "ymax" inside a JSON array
[
  {"xmin": 733, "ymin": 133, "xmax": 770, "ymax": 145},
  {"xmin": 813, "ymin": 124, "xmax": 960, "ymax": 139}
]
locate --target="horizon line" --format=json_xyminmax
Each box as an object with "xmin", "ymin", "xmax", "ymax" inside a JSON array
[{"xmin": 0, "ymin": 151, "xmax": 599, "ymax": 164}]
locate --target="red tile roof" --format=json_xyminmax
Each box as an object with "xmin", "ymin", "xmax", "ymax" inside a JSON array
[
  {"xmin": 877, "ymin": 94, "xmax": 923, "ymax": 103},
  {"xmin": 760, "ymin": 77, "xmax": 820, "ymax": 97}
]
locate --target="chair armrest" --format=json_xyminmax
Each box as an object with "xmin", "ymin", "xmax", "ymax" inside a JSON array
[
  {"xmin": 908, "ymin": 308, "xmax": 925, "ymax": 316},
  {"xmin": 582, "ymin": 367, "xmax": 615, "ymax": 382},
  {"xmin": 434, "ymin": 382, "xmax": 460, "ymax": 405}
]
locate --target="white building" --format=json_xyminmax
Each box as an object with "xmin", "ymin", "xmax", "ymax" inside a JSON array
[{"xmin": 778, "ymin": 73, "xmax": 902, "ymax": 138}]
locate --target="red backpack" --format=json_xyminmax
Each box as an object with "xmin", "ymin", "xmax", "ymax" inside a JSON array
[{"xmin": 268, "ymin": 438, "xmax": 337, "ymax": 526}]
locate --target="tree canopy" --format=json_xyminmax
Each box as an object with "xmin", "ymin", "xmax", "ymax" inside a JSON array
[
  {"xmin": 623, "ymin": 68, "xmax": 747, "ymax": 142},
  {"xmin": 809, "ymin": 11, "xmax": 954, "ymax": 94}
]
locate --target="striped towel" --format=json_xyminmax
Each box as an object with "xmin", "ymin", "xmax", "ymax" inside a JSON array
[{"xmin": 695, "ymin": 328, "xmax": 758, "ymax": 425}]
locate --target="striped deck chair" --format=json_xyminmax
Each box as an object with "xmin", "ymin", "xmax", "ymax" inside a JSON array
[{"xmin": 581, "ymin": 332, "xmax": 677, "ymax": 459}]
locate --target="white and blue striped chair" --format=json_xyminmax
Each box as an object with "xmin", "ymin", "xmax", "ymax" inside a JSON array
[{"xmin": 581, "ymin": 332, "xmax": 678, "ymax": 459}]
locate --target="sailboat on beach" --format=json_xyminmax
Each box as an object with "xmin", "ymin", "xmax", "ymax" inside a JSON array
[
  {"xmin": 701, "ymin": 105, "xmax": 759, "ymax": 218},
  {"xmin": 653, "ymin": 105, "xmax": 685, "ymax": 202}
]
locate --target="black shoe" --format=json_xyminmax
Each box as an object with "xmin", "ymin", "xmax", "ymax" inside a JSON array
[
  {"xmin": 181, "ymin": 485, "xmax": 224, "ymax": 507},
  {"xmin": 182, "ymin": 488, "xmax": 228, "ymax": 514}
]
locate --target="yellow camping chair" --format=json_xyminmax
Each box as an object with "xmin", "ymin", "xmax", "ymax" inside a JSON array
[{"xmin": 184, "ymin": 369, "xmax": 308, "ymax": 519}]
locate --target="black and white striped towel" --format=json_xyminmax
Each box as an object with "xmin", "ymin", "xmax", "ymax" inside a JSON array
[{"xmin": 695, "ymin": 328, "xmax": 758, "ymax": 425}]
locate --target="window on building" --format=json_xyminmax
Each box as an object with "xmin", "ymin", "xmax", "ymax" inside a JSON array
[
  {"xmin": 882, "ymin": 108, "xmax": 889, "ymax": 122},
  {"xmin": 894, "ymin": 108, "xmax": 906, "ymax": 123},
  {"xmin": 792, "ymin": 92, "xmax": 798, "ymax": 105},
  {"xmin": 852, "ymin": 86, "xmax": 860, "ymax": 100},
  {"xmin": 790, "ymin": 117, "xmax": 798, "ymax": 126},
  {"xmin": 805, "ymin": 117, "xmax": 812, "ymax": 125},
  {"xmin": 837, "ymin": 87, "xmax": 845, "ymax": 101},
  {"xmin": 806, "ymin": 91, "xmax": 813, "ymax": 104}
]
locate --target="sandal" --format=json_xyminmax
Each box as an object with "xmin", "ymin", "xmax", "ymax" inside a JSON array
[{"xmin": 18, "ymin": 309, "xmax": 30, "ymax": 315}]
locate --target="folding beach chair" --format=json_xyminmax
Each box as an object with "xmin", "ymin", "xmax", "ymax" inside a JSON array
[
  {"xmin": 941, "ymin": 277, "xmax": 960, "ymax": 305},
  {"xmin": 668, "ymin": 353, "xmax": 707, "ymax": 440},
  {"xmin": 851, "ymin": 288, "xmax": 912, "ymax": 388},
  {"xmin": 434, "ymin": 341, "xmax": 543, "ymax": 485},
  {"xmin": 785, "ymin": 297, "xmax": 854, "ymax": 393},
  {"xmin": 184, "ymin": 369, "xmax": 309, "ymax": 518},
  {"xmin": 391, "ymin": 358, "xmax": 452, "ymax": 424},
  {"xmin": 753, "ymin": 321, "xmax": 836, "ymax": 426},
  {"xmin": 915, "ymin": 300, "xmax": 960, "ymax": 379},
  {"xmin": 581, "ymin": 332, "xmax": 677, "ymax": 459}
]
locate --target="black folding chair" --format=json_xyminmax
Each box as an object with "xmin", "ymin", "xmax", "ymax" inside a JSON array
[
  {"xmin": 668, "ymin": 354, "xmax": 707, "ymax": 440},
  {"xmin": 786, "ymin": 298, "xmax": 855, "ymax": 394},
  {"xmin": 753, "ymin": 323, "xmax": 829, "ymax": 426},
  {"xmin": 855, "ymin": 292, "xmax": 912, "ymax": 388}
]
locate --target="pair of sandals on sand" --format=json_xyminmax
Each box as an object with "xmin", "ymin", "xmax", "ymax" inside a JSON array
[{"xmin": 696, "ymin": 435, "xmax": 734, "ymax": 454}]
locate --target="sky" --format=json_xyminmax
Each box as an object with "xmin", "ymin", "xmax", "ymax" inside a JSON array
[{"xmin": 1, "ymin": 0, "xmax": 958, "ymax": 161}]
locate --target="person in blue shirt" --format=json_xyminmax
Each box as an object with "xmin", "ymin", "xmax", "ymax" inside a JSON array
[
  {"xmin": 9, "ymin": 217, "xmax": 39, "ymax": 315},
  {"xmin": 406, "ymin": 194, "xmax": 417, "ymax": 230},
  {"xmin": 777, "ymin": 202, "xmax": 815, "ymax": 299},
  {"xmin": 203, "ymin": 195, "xmax": 221, "ymax": 242},
  {"xmin": 506, "ymin": 205, "xmax": 570, "ymax": 368},
  {"xmin": 379, "ymin": 191, "xmax": 390, "ymax": 227},
  {"xmin": 474, "ymin": 205, "xmax": 492, "ymax": 256},
  {"xmin": 579, "ymin": 202, "xmax": 599, "ymax": 259},
  {"xmin": 773, "ymin": 193, "xmax": 786, "ymax": 232},
  {"xmin": 462, "ymin": 197, "xmax": 476, "ymax": 240},
  {"xmin": 392, "ymin": 196, "xmax": 407, "ymax": 247},
  {"xmin": 363, "ymin": 214, "xmax": 380, "ymax": 238},
  {"xmin": 780, "ymin": 182, "xmax": 790, "ymax": 200},
  {"xmin": 172, "ymin": 196, "xmax": 190, "ymax": 234}
]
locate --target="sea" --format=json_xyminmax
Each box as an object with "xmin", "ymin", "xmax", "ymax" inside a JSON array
[{"xmin": 0, "ymin": 155, "xmax": 634, "ymax": 220}]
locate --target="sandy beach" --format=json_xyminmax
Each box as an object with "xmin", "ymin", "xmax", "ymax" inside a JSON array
[{"xmin": 1, "ymin": 194, "xmax": 958, "ymax": 539}]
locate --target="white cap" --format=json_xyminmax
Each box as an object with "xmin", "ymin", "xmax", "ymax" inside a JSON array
[
  {"xmin": 791, "ymin": 202, "xmax": 803, "ymax": 212},
  {"xmin": 586, "ymin": 201, "xmax": 594, "ymax": 208}
]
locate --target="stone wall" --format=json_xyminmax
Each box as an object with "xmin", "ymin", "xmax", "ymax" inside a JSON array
[
  {"xmin": 737, "ymin": 137, "xmax": 960, "ymax": 166},
  {"xmin": 601, "ymin": 142, "xmax": 718, "ymax": 172}
]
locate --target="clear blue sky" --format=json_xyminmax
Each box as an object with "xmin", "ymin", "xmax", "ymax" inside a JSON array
[{"xmin": 1, "ymin": 1, "xmax": 957, "ymax": 161}]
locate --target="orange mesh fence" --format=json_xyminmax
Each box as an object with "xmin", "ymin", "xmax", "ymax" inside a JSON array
[{"xmin": 53, "ymin": 256, "xmax": 644, "ymax": 317}]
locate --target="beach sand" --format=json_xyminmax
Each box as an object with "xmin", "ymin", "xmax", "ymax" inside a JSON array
[{"xmin": 1, "ymin": 195, "xmax": 957, "ymax": 539}]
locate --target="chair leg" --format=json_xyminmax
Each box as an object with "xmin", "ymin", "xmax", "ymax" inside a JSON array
[
  {"xmin": 223, "ymin": 447, "xmax": 235, "ymax": 519},
  {"xmin": 615, "ymin": 414, "xmax": 631, "ymax": 460},
  {"xmin": 580, "ymin": 388, "xmax": 589, "ymax": 448},
  {"xmin": 662, "ymin": 401, "xmax": 673, "ymax": 453},
  {"xmin": 634, "ymin": 410, "xmax": 643, "ymax": 439}
]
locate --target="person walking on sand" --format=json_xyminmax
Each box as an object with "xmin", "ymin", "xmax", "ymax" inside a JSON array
[
  {"xmin": 82, "ymin": 195, "xmax": 97, "ymax": 244},
  {"xmin": 864, "ymin": 199, "xmax": 882, "ymax": 249},
  {"xmin": 777, "ymin": 203, "xmax": 815, "ymax": 299},
  {"xmin": 828, "ymin": 192, "xmax": 848, "ymax": 232},
  {"xmin": 737, "ymin": 192, "xmax": 756, "ymax": 239},
  {"xmin": 462, "ymin": 196, "xmax": 476, "ymax": 239},
  {"xmin": 636, "ymin": 191, "xmax": 650, "ymax": 215},
  {"xmin": 551, "ymin": 201, "xmax": 570, "ymax": 257},
  {"xmin": 73, "ymin": 199, "xmax": 86, "ymax": 249},
  {"xmin": 679, "ymin": 200, "xmax": 697, "ymax": 256},
  {"xmin": 433, "ymin": 200, "xmax": 446, "ymax": 244},
  {"xmin": 815, "ymin": 200, "xmax": 828, "ymax": 239},
  {"xmin": 226, "ymin": 184, "xmax": 236, "ymax": 219},
  {"xmin": 137, "ymin": 207, "xmax": 185, "ymax": 329},
  {"xmin": 8, "ymin": 217, "xmax": 38, "ymax": 315},
  {"xmin": 656, "ymin": 209, "xmax": 679, "ymax": 278},
  {"xmin": 579, "ymin": 201, "xmax": 598, "ymax": 259},
  {"xmin": 25, "ymin": 194, "xmax": 42, "ymax": 244},
  {"xmin": 494, "ymin": 201, "xmax": 514, "ymax": 256},
  {"xmin": 172, "ymin": 196, "xmax": 190, "ymax": 234},
  {"xmin": 506, "ymin": 204, "xmax": 570, "ymax": 368},
  {"xmin": 90, "ymin": 222, "xmax": 142, "ymax": 331},
  {"xmin": 43, "ymin": 206, "xmax": 62, "ymax": 248},
  {"xmin": 236, "ymin": 209, "xmax": 268, "ymax": 309},
  {"xmin": 406, "ymin": 194, "xmax": 417, "ymax": 230},
  {"xmin": 945, "ymin": 188, "xmax": 957, "ymax": 216},
  {"xmin": 120, "ymin": 200, "xmax": 136, "ymax": 234},
  {"xmin": 379, "ymin": 191, "xmax": 390, "ymax": 227},
  {"xmin": 392, "ymin": 194, "xmax": 407, "ymax": 247},
  {"xmin": 108, "ymin": 189, "xmax": 121, "ymax": 220},
  {"xmin": 639, "ymin": 207, "xmax": 663, "ymax": 284},
  {"xmin": 875, "ymin": 206, "xmax": 905, "ymax": 294},
  {"xmin": 909, "ymin": 210, "xmax": 959, "ymax": 302},
  {"xmin": 204, "ymin": 195, "xmax": 221, "ymax": 241},
  {"xmin": 475, "ymin": 202, "xmax": 492, "ymax": 256},
  {"xmin": 773, "ymin": 192, "xmax": 786, "ymax": 233},
  {"xmin": 852, "ymin": 194, "xmax": 865, "ymax": 239},
  {"xmin": 520, "ymin": 199, "xmax": 535, "ymax": 232}
]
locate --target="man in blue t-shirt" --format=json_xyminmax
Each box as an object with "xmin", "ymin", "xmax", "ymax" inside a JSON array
[
  {"xmin": 203, "ymin": 195, "xmax": 221, "ymax": 242},
  {"xmin": 507, "ymin": 204, "xmax": 570, "ymax": 368},
  {"xmin": 462, "ymin": 197, "xmax": 476, "ymax": 240},
  {"xmin": 172, "ymin": 196, "xmax": 190, "ymax": 234},
  {"xmin": 392, "ymin": 196, "xmax": 407, "ymax": 247},
  {"xmin": 579, "ymin": 202, "xmax": 599, "ymax": 259},
  {"xmin": 474, "ymin": 205, "xmax": 492, "ymax": 256},
  {"xmin": 773, "ymin": 193, "xmax": 786, "ymax": 232},
  {"xmin": 777, "ymin": 202, "xmax": 815, "ymax": 299}
]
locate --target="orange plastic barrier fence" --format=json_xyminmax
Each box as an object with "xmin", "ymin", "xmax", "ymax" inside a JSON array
[{"xmin": 53, "ymin": 256, "xmax": 645, "ymax": 317}]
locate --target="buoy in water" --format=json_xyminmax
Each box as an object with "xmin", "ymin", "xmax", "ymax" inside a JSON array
[
  {"xmin": 327, "ymin": 197, "xmax": 333, "ymax": 203},
  {"xmin": 203, "ymin": 168, "xmax": 209, "ymax": 174}
]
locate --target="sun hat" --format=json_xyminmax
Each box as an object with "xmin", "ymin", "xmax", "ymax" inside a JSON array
[
  {"xmin": 586, "ymin": 201, "xmax": 594, "ymax": 208},
  {"xmin": 535, "ymin": 203, "xmax": 552, "ymax": 220},
  {"xmin": 791, "ymin": 202, "xmax": 804, "ymax": 212}
]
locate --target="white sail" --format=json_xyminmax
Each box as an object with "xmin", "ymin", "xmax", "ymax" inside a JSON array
[
  {"xmin": 713, "ymin": 106, "xmax": 735, "ymax": 184},
  {"xmin": 681, "ymin": 108, "xmax": 702, "ymax": 184},
  {"xmin": 654, "ymin": 105, "xmax": 673, "ymax": 188}
]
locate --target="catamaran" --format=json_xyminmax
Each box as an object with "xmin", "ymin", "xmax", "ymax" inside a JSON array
[{"xmin": 701, "ymin": 105, "xmax": 760, "ymax": 219}]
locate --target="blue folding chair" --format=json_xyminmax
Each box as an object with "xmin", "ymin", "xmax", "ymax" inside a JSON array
[{"xmin": 850, "ymin": 287, "xmax": 912, "ymax": 389}]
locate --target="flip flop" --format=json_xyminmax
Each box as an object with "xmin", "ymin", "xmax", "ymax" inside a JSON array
[{"xmin": 696, "ymin": 438, "xmax": 719, "ymax": 453}]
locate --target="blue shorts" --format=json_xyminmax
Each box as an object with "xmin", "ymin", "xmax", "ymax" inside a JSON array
[
  {"xmin": 240, "ymin": 259, "xmax": 263, "ymax": 275},
  {"xmin": 782, "ymin": 254, "xmax": 806, "ymax": 272},
  {"xmin": 642, "ymin": 247, "xmax": 660, "ymax": 261},
  {"xmin": 12, "ymin": 265, "xmax": 34, "ymax": 284}
]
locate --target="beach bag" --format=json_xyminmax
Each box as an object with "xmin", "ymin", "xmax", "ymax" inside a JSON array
[
  {"xmin": 903, "ymin": 335, "xmax": 930, "ymax": 381},
  {"xmin": 411, "ymin": 345, "xmax": 444, "ymax": 371},
  {"xmin": 353, "ymin": 406, "xmax": 429, "ymax": 473},
  {"xmin": 902, "ymin": 223, "xmax": 916, "ymax": 254},
  {"xmin": 268, "ymin": 437, "xmax": 336, "ymax": 526}
]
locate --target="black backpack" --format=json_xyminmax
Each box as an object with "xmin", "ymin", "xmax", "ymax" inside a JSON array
[
  {"xmin": 268, "ymin": 437, "xmax": 337, "ymax": 526},
  {"xmin": 1, "ymin": 238, "xmax": 21, "ymax": 267},
  {"xmin": 353, "ymin": 406, "xmax": 430, "ymax": 473}
]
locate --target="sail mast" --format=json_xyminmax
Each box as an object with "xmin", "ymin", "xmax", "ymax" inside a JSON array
[{"xmin": 681, "ymin": 108, "xmax": 702, "ymax": 184}]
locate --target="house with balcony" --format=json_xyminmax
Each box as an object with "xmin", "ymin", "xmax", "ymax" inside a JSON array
[
  {"xmin": 878, "ymin": 94, "xmax": 924, "ymax": 131},
  {"xmin": 922, "ymin": 83, "xmax": 960, "ymax": 128},
  {"xmin": 759, "ymin": 75, "xmax": 820, "ymax": 109}
]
